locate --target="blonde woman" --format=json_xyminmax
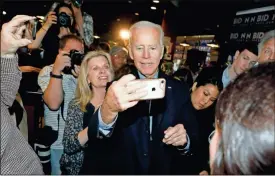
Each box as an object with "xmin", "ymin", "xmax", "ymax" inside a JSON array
[{"xmin": 60, "ymin": 50, "xmax": 114, "ymax": 175}]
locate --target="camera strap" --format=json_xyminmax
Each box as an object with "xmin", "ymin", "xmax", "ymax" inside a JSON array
[{"xmin": 56, "ymin": 100, "xmax": 65, "ymax": 132}]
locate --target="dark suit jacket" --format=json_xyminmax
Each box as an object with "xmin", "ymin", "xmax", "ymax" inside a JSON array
[{"xmin": 81, "ymin": 69, "xmax": 199, "ymax": 175}]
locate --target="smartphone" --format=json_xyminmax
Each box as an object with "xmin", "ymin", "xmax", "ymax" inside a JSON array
[
  {"xmin": 24, "ymin": 18, "xmax": 38, "ymax": 40},
  {"xmin": 129, "ymin": 78, "xmax": 166, "ymax": 100}
]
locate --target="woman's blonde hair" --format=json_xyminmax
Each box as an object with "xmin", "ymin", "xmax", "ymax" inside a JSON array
[{"xmin": 75, "ymin": 50, "xmax": 114, "ymax": 112}]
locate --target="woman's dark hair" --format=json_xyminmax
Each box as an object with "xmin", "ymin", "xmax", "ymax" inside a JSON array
[
  {"xmin": 52, "ymin": 3, "xmax": 76, "ymax": 34},
  {"xmin": 98, "ymin": 42, "xmax": 111, "ymax": 53},
  {"xmin": 212, "ymin": 62, "xmax": 275, "ymax": 174},
  {"xmin": 194, "ymin": 67, "xmax": 223, "ymax": 92}
]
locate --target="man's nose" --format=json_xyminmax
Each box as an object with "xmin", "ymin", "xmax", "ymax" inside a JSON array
[
  {"xmin": 142, "ymin": 49, "xmax": 150, "ymax": 59},
  {"xmin": 269, "ymin": 52, "xmax": 275, "ymax": 61}
]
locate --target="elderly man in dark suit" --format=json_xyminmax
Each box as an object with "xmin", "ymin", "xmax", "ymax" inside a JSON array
[{"xmin": 80, "ymin": 21, "xmax": 198, "ymax": 175}]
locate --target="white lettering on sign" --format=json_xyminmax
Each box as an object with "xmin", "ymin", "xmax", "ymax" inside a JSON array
[
  {"xmin": 241, "ymin": 33, "xmax": 252, "ymax": 39},
  {"xmin": 244, "ymin": 17, "xmax": 250, "ymax": 23},
  {"xmin": 230, "ymin": 33, "xmax": 239, "ymax": 39},
  {"xmin": 233, "ymin": 18, "xmax": 242, "ymax": 24},
  {"xmin": 257, "ymin": 14, "xmax": 269, "ymax": 22},
  {"xmin": 250, "ymin": 16, "xmax": 256, "ymax": 23},
  {"xmin": 272, "ymin": 14, "xmax": 275, "ymax": 21},
  {"xmin": 253, "ymin": 32, "xmax": 265, "ymax": 40}
]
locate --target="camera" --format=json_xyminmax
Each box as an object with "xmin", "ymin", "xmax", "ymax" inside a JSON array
[
  {"xmin": 63, "ymin": 50, "xmax": 85, "ymax": 74},
  {"xmin": 58, "ymin": 12, "xmax": 71, "ymax": 28}
]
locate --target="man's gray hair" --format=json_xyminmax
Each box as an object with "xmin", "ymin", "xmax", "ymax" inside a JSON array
[
  {"xmin": 129, "ymin": 21, "xmax": 164, "ymax": 46},
  {"xmin": 258, "ymin": 29, "xmax": 275, "ymax": 54}
]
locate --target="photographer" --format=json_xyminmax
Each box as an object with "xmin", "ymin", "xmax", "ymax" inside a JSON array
[
  {"xmin": 38, "ymin": 34, "xmax": 84, "ymax": 175},
  {"xmin": 28, "ymin": 1, "xmax": 93, "ymax": 66}
]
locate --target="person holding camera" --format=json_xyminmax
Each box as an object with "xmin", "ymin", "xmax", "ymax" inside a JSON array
[
  {"xmin": 1, "ymin": 15, "xmax": 43, "ymax": 175},
  {"xmin": 28, "ymin": 1, "xmax": 92, "ymax": 67},
  {"xmin": 38, "ymin": 34, "xmax": 84, "ymax": 175}
]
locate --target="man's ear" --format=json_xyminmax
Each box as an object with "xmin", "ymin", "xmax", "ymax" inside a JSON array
[
  {"xmin": 127, "ymin": 45, "xmax": 134, "ymax": 61},
  {"xmin": 161, "ymin": 45, "xmax": 164, "ymax": 60},
  {"xmin": 191, "ymin": 82, "xmax": 198, "ymax": 92},
  {"xmin": 234, "ymin": 50, "xmax": 240, "ymax": 61}
]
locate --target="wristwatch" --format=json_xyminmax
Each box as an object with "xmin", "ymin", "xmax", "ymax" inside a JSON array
[{"xmin": 50, "ymin": 71, "xmax": 63, "ymax": 79}]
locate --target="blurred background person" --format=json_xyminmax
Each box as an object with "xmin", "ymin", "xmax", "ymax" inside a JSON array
[
  {"xmin": 60, "ymin": 50, "xmax": 114, "ymax": 175},
  {"xmin": 109, "ymin": 45, "xmax": 129, "ymax": 78},
  {"xmin": 222, "ymin": 43, "xmax": 258, "ymax": 88},
  {"xmin": 210, "ymin": 62, "xmax": 275, "ymax": 174},
  {"xmin": 173, "ymin": 49, "xmax": 206, "ymax": 89},
  {"xmin": 258, "ymin": 29, "xmax": 275, "ymax": 64},
  {"xmin": 110, "ymin": 45, "xmax": 128, "ymax": 72}
]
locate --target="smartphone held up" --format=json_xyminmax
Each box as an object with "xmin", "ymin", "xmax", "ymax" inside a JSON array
[{"xmin": 128, "ymin": 78, "xmax": 166, "ymax": 101}]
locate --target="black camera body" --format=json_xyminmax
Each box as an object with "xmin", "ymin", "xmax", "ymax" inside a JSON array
[
  {"xmin": 63, "ymin": 50, "xmax": 85, "ymax": 74},
  {"xmin": 58, "ymin": 12, "xmax": 71, "ymax": 28}
]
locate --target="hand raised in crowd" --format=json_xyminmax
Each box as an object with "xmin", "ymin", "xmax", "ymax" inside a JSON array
[
  {"xmin": 52, "ymin": 51, "xmax": 71, "ymax": 75},
  {"xmin": 101, "ymin": 74, "xmax": 148, "ymax": 124},
  {"xmin": 199, "ymin": 170, "xmax": 209, "ymax": 175},
  {"xmin": 163, "ymin": 124, "xmax": 187, "ymax": 146},
  {"xmin": 71, "ymin": 65, "xmax": 80, "ymax": 77},
  {"xmin": 1, "ymin": 15, "xmax": 35, "ymax": 57},
  {"xmin": 42, "ymin": 11, "xmax": 57, "ymax": 31}
]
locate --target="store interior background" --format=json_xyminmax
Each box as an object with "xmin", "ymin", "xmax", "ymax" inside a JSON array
[{"xmin": 2, "ymin": 0, "xmax": 275, "ymax": 70}]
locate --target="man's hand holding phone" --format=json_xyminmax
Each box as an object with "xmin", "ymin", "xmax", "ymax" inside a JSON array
[{"xmin": 101, "ymin": 74, "xmax": 148, "ymax": 124}]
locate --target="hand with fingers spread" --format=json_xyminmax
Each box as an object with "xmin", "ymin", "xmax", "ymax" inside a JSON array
[
  {"xmin": 163, "ymin": 124, "xmax": 187, "ymax": 147},
  {"xmin": 101, "ymin": 74, "xmax": 148, "ymax": 124},
  {"xmin": 52, "ymin": 51, "xmax": 71, "ymax": 75},
  {"xmin": 1, "ymin": 15, "xmax": 36, "ymax": 57}
]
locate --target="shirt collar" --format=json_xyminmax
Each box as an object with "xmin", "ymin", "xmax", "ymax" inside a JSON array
[{"xmin": 138, "ymin": 70, "xmax": 159, "ymax": 79}]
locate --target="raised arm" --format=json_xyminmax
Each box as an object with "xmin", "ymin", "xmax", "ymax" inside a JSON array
[
  {"xmin": 28, "ymin": 12, "xmax": 57, "ymax": 50},
  {"xmin": 1, "ymin": 15, "xmax": 35, "ymax": 107},
  {"xmin": 38, "ymin": 51, "xmax": 71, "ymax": 110}
]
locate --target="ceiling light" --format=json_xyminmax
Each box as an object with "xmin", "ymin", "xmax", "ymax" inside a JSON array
[
  {"xmin": 117, "ymin": 18, "xmax": 120, "ymax": 21},
  {"xmin": 94, "ymin": 35, "xmax": 100, "ymax": 39},
  {"xmin": 180, "ymin": 43, "xmax": 190, "ymax": 47},
  {"xmin": 128, "ymin": 0, "xmax": 132, "ymax": 3},
  {"xmin": 153, "ymin": 0, "xmax": 160, "ymax": 3},
  {"xmin": 2, "ymin": 11, "xmax": 7, "ymax": 15},
  {"xmin": 207, "ymin": 40, "xmax": 219, "ymax": 48},
  {"xmin": 120, "ymin": 29, "xmax": 130, "ymax": 40},
  {"xmin": 135, "ymin": 13, "xmax": 139, "ymax": 16},
  {"xmin": 151, "ymin": 6, "xmax": 157, "ymax": 10},
  {"xmin": 180, "ymin": 40, "xmax": 190, "ymax": 47}
]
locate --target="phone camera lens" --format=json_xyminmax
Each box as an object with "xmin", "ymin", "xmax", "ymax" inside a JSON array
[
  {"xmin": 152, "ymin": 87, "xmax": 156, "ymax": 91},
  {"xmin": 161, "ymin": 80, "xmax": 164, "ymax": 84}
]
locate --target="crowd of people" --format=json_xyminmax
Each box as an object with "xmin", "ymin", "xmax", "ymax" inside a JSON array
[{"xmin": 1, "ymin": 1, "xmax": 275, "ymax": 175}]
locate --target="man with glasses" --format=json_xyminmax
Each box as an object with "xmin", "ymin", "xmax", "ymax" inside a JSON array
[
  {"xmin": 222, "ymin": 43, "xmax": 258, "ymax": 88},
  {"xmin": 258, "ymin": 29, "xmax": 275, "ymax": 64}
]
